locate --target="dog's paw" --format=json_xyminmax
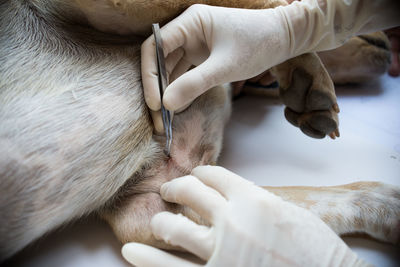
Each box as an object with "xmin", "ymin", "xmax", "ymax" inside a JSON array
[
  {"xmin": 279, "ymin": 67, "xmax": 340, "ymax": 139},
  {"xmin": 284, "ymin": 107, "xmax": 340, "ymax": 139}
]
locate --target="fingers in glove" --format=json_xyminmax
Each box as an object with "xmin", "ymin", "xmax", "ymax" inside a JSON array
[
  {"xmin": 163, "ymin": 57, "xmax": 222, "ymax": 111},
  {"xmin": 141, "ymin": 9, "xmax": 192, "ymax": 108},
  {"xmin": 166, "ymin": 48, "xmax": 185, "ymax": 79},
  {"xmin": 159, "ymin": 5, "xmax": 206, "ymax": 56},
  {"xmin": 141, "ymin": 36, "xmax": 161, "ymax": 111},
  {"xmin": 169, "ymin": 58, "xmax": 192, "ymax": 83},
  {"xmin": 122, "ymin": 242, "xmax": 201, "ymax": 267},
  {"xmin": 156, "ymin": 18, "xmax": 187, "ymax": 57},
  {"xmin": 191, "ymin": 165, "xmax": 254, "ymax": 199},
  {"xmin": 150, "ymin": 110, "xmax": 164, "ymax": 135},
  {"xmin": 168, "ymin": 58, "xmax": 194, "ymax": 113},
  {"xmin": 160, "ymin": 175, "xmax": 227, "ymax": 223},
  {"xmin": 151, "ymin": 211, "xmax": 214, "ymax": 261}
]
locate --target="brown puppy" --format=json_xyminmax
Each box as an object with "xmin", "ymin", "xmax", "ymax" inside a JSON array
[{"xmin": 0, "ymin": 0, "xmax": 398, "ymax": 261}]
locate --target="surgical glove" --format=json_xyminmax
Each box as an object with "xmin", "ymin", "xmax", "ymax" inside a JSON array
[
  {"xmin": 141, "ymin": 1, "xmax": 400, "ymax": 133},
  {"xmin": 141, "ymin": 5, "xmax": 291, "ymax": 133},
  {"xmin": 122, "ymin": 166, "xmax": 370, "ymax": 267}
]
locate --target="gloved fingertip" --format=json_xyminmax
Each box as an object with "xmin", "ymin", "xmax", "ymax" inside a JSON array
[
  {"xmin": 153, "ymin": 125, "xmax": 164, "ymax": 136},
  {"xmin": 150, "ymin": 212, "xmax": 182, "ymax": 242},
  {"xmin": 162, "ymin": 90, "xmax": 180, "ymax": 111},
  {"xmin": 150, "ymin": 211, "xmax": 171, "ymax": 228},
  {"xmin": 159, "ymin": 181, "xmax": 170, "ymax": 196},
  {"xmin": 150, "ymin": 110, "xmax": 165, "ymax": 135},
  {"xmin": 191, "ymin": 165, "xmax": 218, "ymax": 176},
  {"xmin": 163, "ymin": 81, "xmax": 195, "ymax": 112},
  {"xmin": 121, "ymin": 243, "xmax": 147, "ymax": 266},
  {"xmin": 146, "ymin": 98, "xmax": 162, "ymax": 112},
  {"xmin": 159, "ymin": 175, "xmax": 198, "ymax": 200},
  {"xmin": 141, "ymin": 34, "xmax": 155, "ymax": 48}
]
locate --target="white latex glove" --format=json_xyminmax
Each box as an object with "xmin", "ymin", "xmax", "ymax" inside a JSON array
[
  {"xmin": 141, "ymin": 5, "xmax": 291, "ymax": 134},
  {"xmin": 141, "ymin": 1, "xmax": 400, "ymax": 133},
  {"xmin": 122, "ymin": 166, "xmax": 370, "ymax": 267}
]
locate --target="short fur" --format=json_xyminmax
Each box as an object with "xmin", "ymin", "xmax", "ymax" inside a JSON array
[{"xmin": 0, "ymin": 0, "xmax": 397, "ymax": 261}]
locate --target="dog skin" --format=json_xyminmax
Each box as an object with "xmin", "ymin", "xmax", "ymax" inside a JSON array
[{"xmin": 0, "ymin": 0, "xmax": 398, "ymax": 261}]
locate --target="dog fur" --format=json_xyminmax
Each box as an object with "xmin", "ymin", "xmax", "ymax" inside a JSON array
[{"xmin": 0, "ymin": 0, "xmax": 398, "ymax": 261}]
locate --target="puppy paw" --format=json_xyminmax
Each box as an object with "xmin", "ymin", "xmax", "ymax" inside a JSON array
[
  {"xmin": 279, "ymin": 67, "xmax": 340, "ymax": 139},
  {"xmin": 284, "ymin": 107, "xmax": 340, "ymax": 139}
]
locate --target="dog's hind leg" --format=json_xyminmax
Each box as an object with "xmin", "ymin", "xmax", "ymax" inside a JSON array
[
  {"xmin": 100, "ymin": 86, "xmax": 231, "ymax": 250},
  {"xmin": 264, "ymin": 182, "xmax": 400, "ymax": 244}
]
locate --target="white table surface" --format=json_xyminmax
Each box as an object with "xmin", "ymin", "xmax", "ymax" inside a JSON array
[{"xmin": 6, "ymin": 74, "xmax": 400, "ymax": 267}]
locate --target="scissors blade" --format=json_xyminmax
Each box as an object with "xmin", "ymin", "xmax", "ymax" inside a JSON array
[{"xmin": 152, "ymin": 23, "xmax": 173, "ymax": 157}]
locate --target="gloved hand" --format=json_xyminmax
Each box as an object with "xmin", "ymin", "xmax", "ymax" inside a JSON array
[
  {"xmin": 141, "ymin": 5, "xmax": 291, "ymax": 134},
  {"xmin": 122, "ymin": 166, "xmax": 370, "ymax": 267},
  {"xmin": 141, "ymin": 0, "xmax": 400, "ymax": 133}
]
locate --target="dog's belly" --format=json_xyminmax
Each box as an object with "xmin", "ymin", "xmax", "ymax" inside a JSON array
[
  {"xmin": 73, "ymin": 0, "xmax": 280, "ymax": 36},
  {"xmin": 0, "ymin": 38, "xmax": 152, "ymax": 255}
]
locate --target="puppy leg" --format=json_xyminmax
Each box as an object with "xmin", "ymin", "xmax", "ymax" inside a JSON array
[
  {"xmin": 318, "ymin": 32, "xmax": 391, "ymax": 84},
  {"xmin": 100, "ymin": 86, "xmax": 230, "ymax": 248},
  {"xmin": 264, "ymin": 182, "xmax": 400, "ymax": 244},
  {"xmin": 101, "ymin": 188, "xmax": 205, "ymax": 250}
]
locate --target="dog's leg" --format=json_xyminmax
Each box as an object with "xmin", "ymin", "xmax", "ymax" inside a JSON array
[
  {"xmin": 100, "ymin": 180, "xmax": 206, "ymax": 250},
  {"xmin": 318, "ymin": 32, "xmax": 391, "ymax": 84},
  {"xmin": 264, "ymin": 182, "xmax": 400, "ymax": 244},
  {"xmin": 271, "ymin": 53, "xmax": 340, "ymax": 139},
  {"xmin": 104, "ymin": 179, "xmax": 400, "ymax": 249},
  {"xmin": 100, "ymin": 86, "xmax": 230, "ymax": 249},
  {"xmin": 255, "ymin": 0, "xmax": 340, "ymax": 139}
]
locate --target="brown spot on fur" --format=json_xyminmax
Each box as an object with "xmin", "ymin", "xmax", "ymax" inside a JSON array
[
  {"xmin": 353, "ymin": 217, "xmax": 365, "ymax": 230},
  {"xmin": 320, "ymin": 213, "xmax": 345, "ymax": 229},
  {"xmin": 321, "ymin": 214, "xmax": 332, "ymax": 225},
  {"xmin": 342, "ymin": 181, "xmax": 381, "ymax": 191}
]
